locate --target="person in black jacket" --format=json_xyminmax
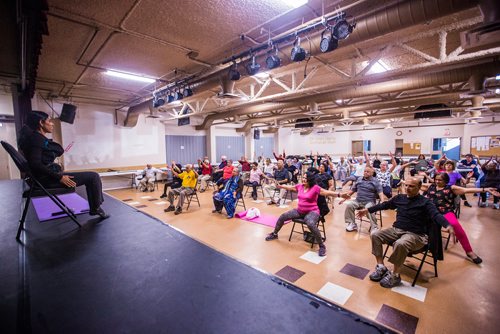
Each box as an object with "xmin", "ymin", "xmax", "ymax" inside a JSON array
[
  {"xmin": 357, "ymin": 177, "xmax": 454, "ymax": 288},
  {"xmin": 17, "ymin": 111, "xmax": 109, "ymax": 219}
]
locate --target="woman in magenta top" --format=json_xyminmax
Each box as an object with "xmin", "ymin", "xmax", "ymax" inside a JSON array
[{"xmin": 265, "ymin": 172, "xmax": 347, "ymax": 256}]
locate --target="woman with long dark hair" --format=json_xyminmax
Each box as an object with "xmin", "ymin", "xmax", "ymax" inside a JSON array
[
  {"xmin": 265, "ymin": 172, "xmax": 347, "ymax": 256},
  {"xmin": 422, "ymin": 172, "xmax": 499, "ymax": 264},
  {"xmin": 18, "ymin": 111, "xmax": 109, "ymax": 219}
]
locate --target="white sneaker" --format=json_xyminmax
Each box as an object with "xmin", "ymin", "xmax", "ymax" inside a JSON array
[
  {"xmin": 346, "ymin": 222, "xmax": 358, "ymax": 232},
  {"xmin": 494, "ymin": 203, "xmax": 500, "ymax": 210},
  {"xmin": 479, "ymin": 201, "xmax": 488, "ymax": 208}
]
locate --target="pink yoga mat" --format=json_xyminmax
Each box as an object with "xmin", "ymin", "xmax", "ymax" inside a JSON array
[{"xmin": 235, "ymin": 210, "xmax": 289, "ymax": 227}]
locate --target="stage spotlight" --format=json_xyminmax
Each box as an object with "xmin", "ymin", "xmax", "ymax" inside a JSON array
[
  {"xmin": 266, "ymin": 54, "xmax": 281, "ymax": 69},
  {"xmin": 266, "ymin": 46, "xmax": 281, "ymax": 69},
  {"xmin": 290, "ymin": 37, "xmax": 306, "ymax": 62},
  {"xmin": 332, "ymin": 19, "xmax": 354, "ymax": 40},
  {"xmin": 245, "ymin": 55, "xmax": 261, "ymax": 76},
  {"xmin": 152, "ymin": 94, "xmax": 165, "ymax": 108},
  {"xmin": 228, "ymin": 62, "xmax": 241, "ymax": 81},
  {"xmin": 173, "ymin": 91, "xmax": 184, "ymax": 101},
  {"xmin": 320, "ymin": 28, "xmax": 338, "ymax": 53},
  {"xmin": 183, "ymin": 87, "xmax": 193, "ymax": 97},
  {"xmin": 167, "ymin": 92, "xmax": 175, "ymax": 103}
]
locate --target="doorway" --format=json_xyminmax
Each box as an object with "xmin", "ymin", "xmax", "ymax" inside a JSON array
[{"xmin": 351, "ymin": 140, "xmax": 370, "ymax": 157}]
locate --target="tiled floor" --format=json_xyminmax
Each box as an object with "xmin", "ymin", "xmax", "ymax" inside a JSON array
[{"xmin": 107, "ymin": 186, "xmax": 500, "ymax": 334}]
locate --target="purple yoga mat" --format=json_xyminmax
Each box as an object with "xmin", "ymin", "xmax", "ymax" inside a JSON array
[
  {"xmin": 32, "ymin": 193, "xmax": 90, "ymax": 222},
  {"xmin": 235, "ymin": 210, "xmax": 289, "ymax": 227}
]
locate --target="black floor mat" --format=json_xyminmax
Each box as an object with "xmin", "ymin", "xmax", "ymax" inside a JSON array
[{"xmin": 0, "ymin": 180, "xmax": 393, "ymax": 334}]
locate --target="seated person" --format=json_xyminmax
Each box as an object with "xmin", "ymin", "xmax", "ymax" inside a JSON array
[
  {"xmin": 263, "ymin": 158, "xmax": 275, "ymax": 180},
  {"xmin": 285, "ymin": 159, "xmax": 299, "ymax": 183},
  {"xmin": 265, "ymin": 172, "xmax": 347, "ymax": 256},
  {"xmin": 164, "ymin": 164, "xmax": 198, "ymax": 215},
  {"xmin": 343, "ymin": 156, "xmax": 366, "ymax": 187},
  {"xmin": 160, "ymin": 161, "xmax": 182, "ymax": 198},
  {"xmin": 357, "ymin": 177, "xmax": 454, "ymax": 288},
  {"xmin": 479, "ymin": 156, "xmax": 500, "ymax": 209},
  {"xmin": 17, "ymin": 111, "xmax": 109, "ymax": 219},
  {"xmin": 138, "ymin": 164, "xmax": 163, "ymax": 192},
  {"xmin": 197, "ymin": 158, "xmax": 212, "ymax": 192},
  {"xmin": 335, "ymin": 156, "xmax": 349, "ymax": 183},
  {"xmin": 245, "ymin": 162, "xmax": 263, "ymax": 200},
  {"xmin": 315, "ymin": 163, "xmax": 334, "ymax": 216},
  {"xmin": 342, "ymin": 166, "xmax": 385, "ymax": 232},
  {"xmin": 238, "ymin": 156, "xmax": 251, "ymax": 180},
  {"xmin": 214, "ymin": 159, "xmax": 234, "ymax": 186},
  {"xmin": 212, "ymin": 168, "xmax": 243, "ymax": 219},
  {"xmin": 423, "ymin": 172, "xmax": 499, "ymax": 264},
  {"xmin": 263, "ymin": 160, "xmax": 289, "ymax": 206},
  {"xmin": 366, "ymin": 151, "xmax": 397, "ymax": 199},
  {"xmin": 458, "ymin": 153, "xmax": 479, "ymax": 179},
  {"xmin": 443, "ymin": 159, "xmax": 473, "ymax": 207},
  {"xmin": 212, "ymin": 155, "xmax": 228, "ymax": 183}
]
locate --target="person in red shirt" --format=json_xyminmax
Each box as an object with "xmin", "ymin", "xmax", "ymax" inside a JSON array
[{"xmin": 197, "ymin": 158, "xmax": 213, "ymax": 192}]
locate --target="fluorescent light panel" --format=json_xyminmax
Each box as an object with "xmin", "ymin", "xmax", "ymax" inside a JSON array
[
  {"xmin": 105, "ymin": 70, "xmax": 156, "ymax": 83},
  {"xmin": 280, "ymin": 0, "xmax": 308, "ymax": 8}
]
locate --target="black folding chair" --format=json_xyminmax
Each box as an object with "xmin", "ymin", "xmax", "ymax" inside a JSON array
[
  {"xmin": 383, "ymin": 241, "xmax": 438, "ymax": 287},
  {"xmin": 236, "ymin": 191, "xmax": 246, "ymax": 210},
  {"xmin": 1, "ymin": 141, "xmax": 81, "ymax": 241},
  {"xmin": 288, "ymin": 215, "xmax": 326, "ymax": 248}
]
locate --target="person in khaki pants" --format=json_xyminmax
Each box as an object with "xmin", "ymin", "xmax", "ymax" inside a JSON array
[{"xmin": 357, "ymin": 177, "xmax": 454, "ymax": 288}]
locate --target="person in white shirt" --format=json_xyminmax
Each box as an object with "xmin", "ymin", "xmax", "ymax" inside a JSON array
[{"xmin": 139, "ymin": 164, "xmax": 163, "ymax": 192}]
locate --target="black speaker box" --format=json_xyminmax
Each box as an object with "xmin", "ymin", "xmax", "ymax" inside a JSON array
[
  {"xmin": 294, "ymin": 118, "xmax": 313, "ymax": 128},
  {"xmin": 60, "ymin": 103, "xmax": 77, "ymax": 124},
  {"xmin": 178, "ymin": 117, "xmax": 190, "ymax": 126},
  {"xmin": 413, "ymin": 104, "xmax": 451, "ymax": 119},
  {"xmin": 254, "ymin": 129, "xmax": 260, "ymax": 140}
]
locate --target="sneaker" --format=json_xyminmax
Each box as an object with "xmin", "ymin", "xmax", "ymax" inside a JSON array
[
  {"xmin": 345, "ymin": 222, "xmax": 358, "ymax": 232},
  {"xmin": 164, "ymin": 205, "xmax": 175, "ymax": 212},
  {"xmin": 370, "ymin": 224, "xmax": 379, "ymax": 234},
  {"xmin": 493, "ymin": 203, "xmax": 500, "ymax": 210},
  {"xmin": 252, "ymin": 194, "xmax": 257, "ymax": 200},
  {"xmin": 160, "ymin": 194, "xmax": 167, "ymax": 199},
  {"xmin": 212, "ymin": 209, "xmax": 221, "ymax": 214},
  {"xmin": 379, "ymin": 271, "xmax": 401, "ymax": 288},
  {"xmin": 174, "ymin": 207, "xmax": 182, "ymax": 215},
  {"xmin": 226, "ymin": 215, "xmax": 233, "ymax": 219},
  {"xmin": 89, "ymin": 207, "xmax": 110, "ymax": 219},
  {"xmin": 318, "ymin": 244, "xmax": 327, "ymax": 257},
  {"xmin": 267, "ymin": 200, "xmax": 276, "ymax": 205},
  {"xmin": 464, "ymin": 201, "xmax": 472, "ymax": 207},
  {"xmin": 369, "ymin": 264, "xmax": 388, "ymax": 282},
  {"xmin": 199, "ymin": 189, "xmax": 205, "ymax": 193},
  {"xmin": 265, "ymin": 232, "xmax": 278, "ymax": 241},
  {"xmin": 479, "ymin": 201, "xmax": 488, "ymax": 208}
]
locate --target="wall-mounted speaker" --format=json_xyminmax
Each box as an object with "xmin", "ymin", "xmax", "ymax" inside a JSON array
[
  {"xmin": 254, "ymin": 129, "xmax": 260, "ymax": 140},
  {"xmin": 60, "ymin": 103, "xmax": 77, "ymax": 124}
]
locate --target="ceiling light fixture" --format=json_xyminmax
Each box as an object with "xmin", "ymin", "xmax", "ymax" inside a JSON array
[
  {"xmin": 332, "ymin": 18, "xmax": 355, "ymax": 40},
  {"xmin": 266, "ymin": 47, "xmax": 281, "ymax": 69},
  {"xmin": 228, "ymin": 62, "xmax": 241, "ymax": 81},
  {"xmin": 105, "ymin": 70, "xmax": 155, "ymax": 83},
  {"xmin": 280, "ymin": 0, "xmax": 308, "ymax": 8},
  {"xmin": 291, "ymin": 36, "xmax": 306, "ymax": 62},
  {"xmin": 245, "ymin": 55, "xmax": 261, "ymax": 76},
  {"xmin": 319, "ymin": 28, "xmax": 338, "ymax": 53}
]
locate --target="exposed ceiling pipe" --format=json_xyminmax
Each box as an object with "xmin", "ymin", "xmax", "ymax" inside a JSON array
[
  {"xmin": 126, "ymin": 0, "xmax": 480, "ymax": 127},
  {"xmin": 235, "ymin": 92, "xmax": 465, "ymax": 132},
  {"xmin": 188, "ymin": 0, "xmax": 479, "ymax": 95},
  {"xmin": 196, "ymin": 61, "xmax": 500, "ymax": 129}
]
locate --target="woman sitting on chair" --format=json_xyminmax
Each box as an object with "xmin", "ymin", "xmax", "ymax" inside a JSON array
[
  {"xmin": 422, "ymin": 172, "xmax": 499, "ymax": 264},
  {"xmin": 18, "ymin": 111, "xmax": 109, "ymax": 219},
  {"xmin": 265, "ymin": 172, "xmax": 347, "ymax": 256},
  {"xmin": 212, "ymin": 168, "xmax": 243, "ymax": 219}
]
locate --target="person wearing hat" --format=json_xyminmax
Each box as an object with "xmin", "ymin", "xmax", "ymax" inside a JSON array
[{"xmin": 17, "ymin": 111, "xmax": 109, "ymax": 219}]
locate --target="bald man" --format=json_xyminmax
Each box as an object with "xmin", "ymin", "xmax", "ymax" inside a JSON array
[{"xmin": 357, "ymin": 177, "xmax": 454, "ymax": 288}]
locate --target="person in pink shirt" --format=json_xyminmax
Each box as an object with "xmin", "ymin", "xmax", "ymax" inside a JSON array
[
  {"xmin": 245, "ymin": 162, "xmax": 263, "ymax": 200},
  {"xmin": 265, "ymin": 172, "xmax": 348, "ymax": 256}
]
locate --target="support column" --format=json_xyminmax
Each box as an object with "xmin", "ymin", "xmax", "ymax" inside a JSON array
[{"xmin": 11, "ymin": 84, "xmax": 31, "ymax": 141}]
